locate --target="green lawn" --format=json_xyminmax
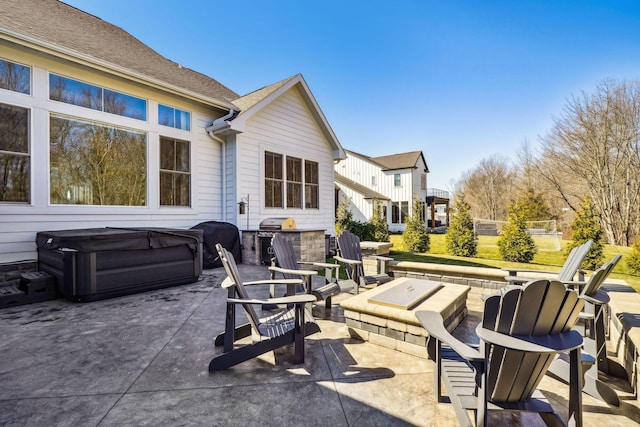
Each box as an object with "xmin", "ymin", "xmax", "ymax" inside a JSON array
[{"xmin": 388, "ymin": 234, "xmax": 640, "ymax": 291}]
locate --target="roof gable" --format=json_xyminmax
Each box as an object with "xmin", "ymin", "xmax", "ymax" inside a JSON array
[
  {"xmin": 0, "ymin": 0, "xmax": 238, "ymax": 109},
  {"xmin": 211, "ymin": 74, "xmax": 346, "ymax": 160},
  {"xmin": 371, "ymin": 151, "xmax": 429, "ymax": 172}
]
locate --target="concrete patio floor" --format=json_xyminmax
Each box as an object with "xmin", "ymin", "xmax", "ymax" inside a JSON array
[{"xmin": 1, "ymin": 264, "xmax": 640, "ymax": 426}]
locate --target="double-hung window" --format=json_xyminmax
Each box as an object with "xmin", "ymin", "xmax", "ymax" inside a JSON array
[
  {"xmin": 0, "ymin": 103, "xmax": 30, "ymax": 202},
  {"xmin": 160, "ymin": 137, "xmax": 190, "ymax": 206},
  {"xmin": 0, "ymin": 58, "xmax": 31, "ymax": 203},
  {"xmin": 265, "ymin": 151, "xmax": 283, "ymax": 208},
  {"xmin": 305, "ymin": 160, "xmax": 319, "ymax": 209},
  {"xmin": 286, "ymin": 156, "xmax": 302, "ymax": 208}
]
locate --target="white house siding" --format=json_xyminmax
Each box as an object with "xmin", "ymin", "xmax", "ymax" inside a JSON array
[
  {"xmin": 0, "ymin": 43, "xmax": 229, "ymax": 263},
  {"xmin": 233, "ymin": 87, "xmax": 336, "ymax": 235},
  {"xmin": 334, "ymin": 152, "xmax": 429, "ymax": 233}
]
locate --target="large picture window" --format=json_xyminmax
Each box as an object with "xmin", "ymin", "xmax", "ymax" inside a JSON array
[
  {"xmin": 160, "ymin": 137, "xmax": 190, "ymax": 206},
  {"xmin": 49, "ymin": 74, "xmax": 147, "ymax": 120},
  {"xmin": 0, "ymin": 58, "xmax": 30, "ymax": 94},
  {"xmin": 49, "ymin": 115, "xmax": 147, "ymax": 205},
  {"xmin": 0, "ymin": 103, "xmax": 30, "ymax": 202},
  {"xmin": 265, "ymin": 151, "xmax": 283, "ymax": 208}
]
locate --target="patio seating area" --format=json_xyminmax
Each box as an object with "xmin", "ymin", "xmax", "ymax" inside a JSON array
[{"xmin": 1, "ymin": 264, "xmax": 640, "ymax": 426}]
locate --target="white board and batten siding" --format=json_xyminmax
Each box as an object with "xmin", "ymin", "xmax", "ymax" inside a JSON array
[{"xmin": 233, "ymin": 87, "xmax": 336, "ymax": 235}]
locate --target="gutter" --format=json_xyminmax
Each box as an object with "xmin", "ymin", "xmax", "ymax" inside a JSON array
[
  {"xmin": 205, "ymin": 108, "xmax": 238, "ymax": 134},
  {"xmin": 206, "ymin": 109, "xmax": 239, "ymax": 223}
]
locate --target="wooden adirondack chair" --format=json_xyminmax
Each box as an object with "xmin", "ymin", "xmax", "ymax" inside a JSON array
[
  {"xmin": 548, "ymin": 254, "xmax": 623, "ymax": 406},
  {"xmin": 268, "ymin": 233, "xmax": 353, "ymax": 309},
  {"xmin": 209, "ymin": 243, "xmax": 320, "ymax": 372},
  {"xmin": 334, "ymin": 230, "xmax": 392, "ymax": 294},
  {"xmin": 503, "ymin": 240, "xmax": 593, "ymax": 285},
  {"xmin": 417, "ymin": 279, "xmax": 585, "ymax": 427}
]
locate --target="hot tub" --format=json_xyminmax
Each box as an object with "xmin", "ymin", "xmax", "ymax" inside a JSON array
[{"xmin": 36, "ymin": 227, "xmax": 203, "ymax": 302}]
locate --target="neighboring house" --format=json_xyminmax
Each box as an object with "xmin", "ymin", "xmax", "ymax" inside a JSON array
[
  {"xmin": 0, "ymin": 0, "xmax": 345, "ymax": 264},
  {"xmin": 335, "ymin": 149, "xmax": 430, "ymax": 233}
]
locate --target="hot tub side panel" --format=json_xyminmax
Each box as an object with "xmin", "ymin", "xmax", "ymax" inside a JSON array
[{"xmin": 36, "ymin": 228, "xmax": 203, "ymax": 302}]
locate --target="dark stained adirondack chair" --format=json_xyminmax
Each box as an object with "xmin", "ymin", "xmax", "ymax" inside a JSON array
[
  {"xmin": 548, "ymin": 254, "xmax": 623, "ymax": 406},
  {"xmin": 334, "ymin": 230, "xmax": 392, "ymax": 294},
  {"xmin": 268, "ymin": 233, "xmax": 353, "ymax": 309},
  {"xmin": 418, "ymin": 279, "xmax": 585, "ymax": 427},
  {"xmin": 209, "ymin": 243, "xmax": 320, "ymax": 372},
  {"xmin": 503, "ymin": 240, "xmax": 593, "ymax": 285}
]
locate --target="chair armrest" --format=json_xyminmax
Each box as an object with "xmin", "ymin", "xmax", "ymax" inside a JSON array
[
  {"xmin": 222, "ymin": 277, "xmax": 304, "ymax": 288},
  {"xmin": 416, "ymin": 311, "xmax": 483, "ymax": 362},
  {"xmin": 501, "ymin": 267, "xmax": 558, "ymax": 276},
  {"xmin": 309, "ymin": 262, "xmax": 341, "ymax": 270},
  {"xmin": 268, "ymin": 265, "xmax": 317, "ymax": 277},
  {"xmin": 333, "ymin": 255, "xmax": 362, "ymax": 265},
  {"xmin": 228, "ymin": 294, "xmax": 316, "ymax": 305},
  {"xmin": 581, "ymin": 289, "xmax": 610, "ymax": 305},
  {"xmin": 562, "ymin": 280, "xmax": 586, "ymax": 291},
  {"xmin": 371, "ymin": 255, "xmax": 394, "ymax": 262},
  {"xmin": 476, "ymin": 327, "xmax": 583, "ymax": 353}
]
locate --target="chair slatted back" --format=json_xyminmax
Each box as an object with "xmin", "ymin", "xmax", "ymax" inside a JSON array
[
  {"xmin": 215, "ymin": 243, "xmax": 262, "ymax": 331},
  {"xmin": 557, "ymin": 240, "xmax": 593, "ymax": 282},
  {"xmin": 271, "ymin": 233, "xmax": 300, "ymax": 280},
  {"xmin": 336, "ymin": 231, "xmax": 364, "ymax": 280},
  {"xmin": 482, "ymin": 279, "xmax": 583, "ymax": 402},
  {"xmin": 581, "ymin": 254, "xmax": 621, "ymax": 297}
]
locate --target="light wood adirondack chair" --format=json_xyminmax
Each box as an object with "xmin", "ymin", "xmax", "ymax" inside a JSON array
[
  {"xmin": 503, "ymin": 240, "xmax": 593, "ymax": 285},
  {"xmin": 548, "ymin": 254, "xmax": 623, "ymax": 406},
  {"xmin": 268, "ymin": 233, "xmax": 352, "ymax": 309},
  {"xmin": 417, "ymin": 279, "xmax": 585, "ymax": 427},
  {"xmin": 334, "ymin": 230, "xmax": 392, "ymax": 294},
  {"xmin": 209, "ymin": 243, "xmax": 320, "ymax": 372}
]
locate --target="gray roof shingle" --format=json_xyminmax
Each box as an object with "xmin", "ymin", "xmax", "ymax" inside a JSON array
[{"xmin": 0, "ymin": 0, "xmax": 239, "ymax": 108}]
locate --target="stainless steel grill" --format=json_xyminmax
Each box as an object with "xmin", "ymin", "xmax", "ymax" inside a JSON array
[{"xmin": 257, "ymin": 218, "xmax": 296, "ymax": 264}]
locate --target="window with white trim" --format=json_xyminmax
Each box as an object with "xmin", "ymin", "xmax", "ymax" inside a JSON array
[
  {"xmin": 0, "ymin": 58, "xmax": 30, "ymax": 94},
  {"xmin": 49, "ymin": 114, "xmax": 147, "ymax": 205},
  {"xmin": 265, "ymin": 151, "xmax": 319, "ymax": 209},
  {"xmin": 160, "ymin": 137, "xmax": 190, "ymax": 206},
  {"xmin": 49, "ymin": 74, "xmax": 147, "ymax": 120},
  {"xmin": 305, "ymin": 160, "xmax": 319, "ymax": 209},
  {"xmin": 391, "ymin": 201, "xmax": 409, "ymax": 224},
  {"xmin": 0, "ymin": 103, "xmax": 30, "ymax": 202},
  {"xmin": 265, "ymin": 151, "xmax": 283, "ymax": 208},
  {"xmin": 158, "ymin": 104, "xmax": 190, "ymax": 131}
]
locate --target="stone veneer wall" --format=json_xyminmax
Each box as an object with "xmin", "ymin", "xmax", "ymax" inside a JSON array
[{"xmin": 241, "ymin": 230, "xmax": 326, "ymax": 265}]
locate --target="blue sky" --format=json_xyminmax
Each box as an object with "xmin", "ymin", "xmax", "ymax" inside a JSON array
[{"xmin": 63, "ymin": 0, "xmax": 640, "ymax": 190}]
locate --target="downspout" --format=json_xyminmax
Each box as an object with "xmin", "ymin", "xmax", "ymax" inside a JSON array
[{"xmin": 206, "ymin": 109, "xmax": 238, "ymax": 223}]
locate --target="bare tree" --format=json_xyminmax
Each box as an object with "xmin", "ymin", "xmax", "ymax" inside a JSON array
[
  {"xmin": 539, "ymin": 79, "xmax": 640, "ymax": 245},
  {"xmin": 458, "ymin": 155, "xmax": 515, "ymax": 220}
]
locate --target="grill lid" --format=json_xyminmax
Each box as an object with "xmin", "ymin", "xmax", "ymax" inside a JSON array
[{"xmin": 259, "ymin": 217, "xmax": 296, "ymax": 230}]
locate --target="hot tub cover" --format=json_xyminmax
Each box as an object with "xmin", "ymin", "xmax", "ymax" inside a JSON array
[{"xmin": 36, "ymin": 227, "xmax": 203, "ymax": 252}]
